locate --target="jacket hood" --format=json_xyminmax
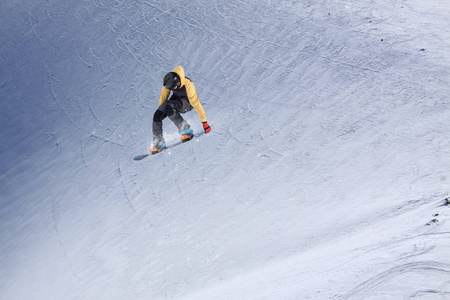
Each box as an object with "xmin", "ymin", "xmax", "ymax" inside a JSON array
[{"xmin": 172, "ymin": 66, "xmax": 186, "ymax": 82}]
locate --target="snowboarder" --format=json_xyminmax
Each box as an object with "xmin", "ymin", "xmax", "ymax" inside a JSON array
[{"xmin": 150, "ymin": 66, "xmax": 211, "ymax": 154}]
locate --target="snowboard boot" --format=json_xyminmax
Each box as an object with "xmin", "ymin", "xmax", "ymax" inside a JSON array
[
  {"xmin": 180, "ymin": 129, "xmax": 194, "ymax": 143},
  {"xmin": 150, "ymin": 140, "xmax": 166, "ymax": 154}
]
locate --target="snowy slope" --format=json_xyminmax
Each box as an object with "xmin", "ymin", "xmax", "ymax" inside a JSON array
[{"xmin": 1, "ymin": 0, "xmax": 449, "ymax": 299}]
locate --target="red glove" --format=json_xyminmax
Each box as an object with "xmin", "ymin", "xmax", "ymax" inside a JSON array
[{"xmin": 203, "ymin": 121, "xmax": 211, "ymax": 134}]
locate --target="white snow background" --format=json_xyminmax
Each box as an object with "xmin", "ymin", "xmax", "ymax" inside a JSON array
[{"xmin": 1, "ymin": 0, "xmax": 450, "ymax": 299}]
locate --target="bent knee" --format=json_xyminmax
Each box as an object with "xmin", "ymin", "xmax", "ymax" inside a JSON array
[
  {"xmin": 163, "ymin": 104, "xmax": 175, "ymax": 116},
  {"xmin": 153, "ymin": 109, "xmax": 165, "ymax": 122}
]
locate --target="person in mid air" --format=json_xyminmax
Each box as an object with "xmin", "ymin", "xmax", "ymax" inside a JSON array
[{"xmin": 150, "ymin": 66, "xmax": 211, "ymax": 154}]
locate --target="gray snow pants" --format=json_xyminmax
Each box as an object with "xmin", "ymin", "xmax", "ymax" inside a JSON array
[{"xmin": 152, "ymin": 97, "xmax": 193, "ymax": 143}]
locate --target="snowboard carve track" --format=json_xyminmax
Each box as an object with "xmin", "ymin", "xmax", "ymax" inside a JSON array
[{"xmin": 339, "ymin": 261, "xmax": 450, "ymax": 299}]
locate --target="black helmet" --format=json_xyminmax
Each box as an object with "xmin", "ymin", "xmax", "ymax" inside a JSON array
[{"xmin": 163, "ymin": 72, "xmax": 180, "ymax": 90}]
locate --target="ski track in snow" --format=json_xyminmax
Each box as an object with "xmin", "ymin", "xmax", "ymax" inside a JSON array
[{"xmin": 340, "ymin": 261, "xmax": 450, "ymax": 299}]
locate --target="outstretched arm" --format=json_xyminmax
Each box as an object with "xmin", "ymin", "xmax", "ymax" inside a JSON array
[{"xmin": 185, "ymin": 80, "xmax": 207, "ymax": 123}]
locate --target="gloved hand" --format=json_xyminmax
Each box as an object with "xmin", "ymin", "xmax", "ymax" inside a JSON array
[{"xmin": 202, "ymin": 121, "xmax": 211, "ymax": 134}]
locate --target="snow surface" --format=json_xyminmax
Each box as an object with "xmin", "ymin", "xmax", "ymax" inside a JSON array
[{"xmin": 1, "ymin": 0, "xmax": 450, "ymax": 299}]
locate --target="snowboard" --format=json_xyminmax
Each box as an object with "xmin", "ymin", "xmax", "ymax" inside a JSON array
[{"xmin": 133, "ymin": 131, "xmax": 205, "ymax": 161}]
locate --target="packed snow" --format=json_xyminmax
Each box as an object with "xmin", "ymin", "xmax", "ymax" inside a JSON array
[{"xmin": 1, "ymin": 0, "xmax": 449, "ymax": 299}]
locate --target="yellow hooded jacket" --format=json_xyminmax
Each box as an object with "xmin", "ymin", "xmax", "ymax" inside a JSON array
[{"xmin": 159, "ymin": 66, "xmax": 207, "ymax": 123}]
